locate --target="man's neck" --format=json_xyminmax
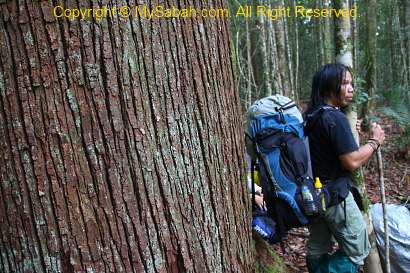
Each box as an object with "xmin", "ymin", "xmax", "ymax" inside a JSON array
[{"xmin": 325, "ymin": 98, "xmax": 340, "ymax": 108}]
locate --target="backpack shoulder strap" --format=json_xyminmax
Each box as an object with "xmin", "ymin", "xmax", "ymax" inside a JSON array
[
  {"xmin": 251, "ymin": 159, "xmax": 256, "ymax": 208},
  {"xmin": 304, "ymin": 105, "xmax": 336, "ymax": 135}
]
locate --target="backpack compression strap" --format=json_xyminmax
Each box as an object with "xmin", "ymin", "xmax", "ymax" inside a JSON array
[
  {"xmin": 270, "ymin": 97, "xmax": 297, "ymax": 112},
  {"xmin": 270, "ymin": 98, "xmax": 297, "ymax": 124},
  {"xmin": 245, "ymin": 132, "xmax": 259, "ymax": 207}
]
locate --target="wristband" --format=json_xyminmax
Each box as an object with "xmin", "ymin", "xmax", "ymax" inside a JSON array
[
  {"xmin": 366, "ymin": 141, "xmax": 377, "ymax": 152},
  {"xmin": 367, "ymin": 139, "xmax": 380, "ymax": 151},
  {"xmin": 368, "ymin": 138, "xmax": 381, "ymax": 147}
]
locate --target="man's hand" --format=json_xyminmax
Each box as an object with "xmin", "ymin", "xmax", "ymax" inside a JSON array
[
  {"xmin": 255, "ymin": 194, "xmax": 266, "ymax": 211},
  {"xmin": 371, "ymin": 122, "xmax": 385, "ymax": 145}
]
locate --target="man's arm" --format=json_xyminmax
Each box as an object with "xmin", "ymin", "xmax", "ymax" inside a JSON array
[{"xmin": 339, "ymin": 123, "xmax": 385, "ymax": 172}]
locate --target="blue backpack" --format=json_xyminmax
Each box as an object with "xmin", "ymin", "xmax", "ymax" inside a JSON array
[{"xmin": 246, "ymin": 95, "xmax": 328, "ymax": 243}]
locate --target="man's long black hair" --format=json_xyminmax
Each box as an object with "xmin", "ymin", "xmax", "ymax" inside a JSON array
[{"xmin": 305, "ymin": 63, "xmax": 352, "ymax": 115}]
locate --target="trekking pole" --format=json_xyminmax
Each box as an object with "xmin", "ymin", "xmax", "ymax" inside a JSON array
[{"xmin": 376, "ymin": 148, "xmax": 390, "ymax": 273}]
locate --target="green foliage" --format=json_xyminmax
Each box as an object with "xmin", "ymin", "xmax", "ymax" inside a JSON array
[
  {"xmin": 382, "ymin": 106, "xmax": 410, "ymax": 127},
  {"xmin": 352, "ymin": 75, "xmax": 370, "ymax": 106},
  {"xmin": 404, "ymin": 125, "xmax": 410, "ymax": 145},
  {"xmin": 354, "ymin": 90, "xmax": 369, "ymax": 106},
  {"xmin": 379, "ymin": 85, "xmax": 410, "ymax": 127},
  {"xmin": 378, "ymin": 85, "xmax": 410, "ymax": 153}
]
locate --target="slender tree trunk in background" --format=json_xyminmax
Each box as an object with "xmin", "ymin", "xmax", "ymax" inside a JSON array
[
  {"xmin": 283, "ymin": 12, "xmax": 295, "ymax": 99},
  {"xmin": 390, "ymin": 2, "xmax": 400, "ymax": 85},
  {"xmin": 363, "ymin": 0, "xmax": 377, "ymax": 126},
  {"xmin": 250, "ymin": 1, "xmax": 264, "ymax": 98},
  {"xmin": 293, "ymin": 0, "xmax": 300, "ymax": 102},
  {"xmin": 268, "ymin": 10, "xmax": 280, "ymax": 95},
  {"xmin": 402, "ymin": 0, "xmax": 410, "ymax": 89},
  {"xmin": 0, "ymin": 1, "xmax": 253, "ymax": 272},
  {"xmin": 405, "ymin": 0, "xmax": 410, "ymax": 100},
  {"xmin": 258, "ymin": 0, "xmax": 272, "ymax": 97},
  {"xmin": 399, "ymin": 2, "xmax": 409, "ymax": 87},
  {"xmin": 246, "ymin": 18, "xmax": 254, "ymax": 107},
  {"xmin": 274, "ymin": 0, "xmax": 291, "ymax": 96},
  {"xmin": 387, "ymin": 7, "xmax": 394, "ymax": 88},
  {"xmin": 393, "ymin": 0, "xmax": 408, "ymax": 86},
  {"xmin": 315, "ymin": 0, "xmax": 324, "ymax": 65},
  {"xmin": 322, "ymin": 0, "xmax": 333, "ymax": 64},
  {"xmin": 351, "ymin": 0, "xmax": 358, "ymax": 69},
  {"xmin": 333, "ymin": 1, "xmax": 383, "ymax": 272}
]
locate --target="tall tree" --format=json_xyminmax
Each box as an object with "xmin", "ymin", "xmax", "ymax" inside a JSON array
[
  {"xmin": 267, "ymin": 5, "xmax": 280, "ymax": 95},
  {"xmin": 246, "ymin": 16, "xmax": 254, "ymax": 107},
  {"xmin": 273, "ymin": 0, "xmax": 292, "ymax": 97},
  {"xmin": 334, "ymin": 0, "xmax": 353, "ymax": 67},
  {"xmin": 387, "ymin": 0, "xmax": 395, "ymax": 88},
  {"xmin": 403, "ymin": 0, "xmax": 410, "ymax": 90},
  {"xmin": 393, "ymin": 0, "xmax": 408, "ymax": 87},
  {"xmin": 350, "ymin": 0, "xmax": 358, "ymax": 68},
  {"xmin": 322, "ymin": 0, "xmax": 333, "ymax": 64},
  {"xmin": 292, "ymin": 0, "xmax": 300, "ymax": 101},
  {"xmin": 283, "ymin": 8, "xmax": 295, "ymax": 99},
  {"xmin": 362, "ymin": 0, "xmax": 377, "ymax": 125},
  {"xmin": 333, "ymin": 0, "xmax": 383, "ymax": 272},
  {"xmin": 0, "ymin": 1, "xmax": 252, "ymax": 272},
  {"xmin": 258, "ymin": 0, "xmax": 272, "ymax": 96}
]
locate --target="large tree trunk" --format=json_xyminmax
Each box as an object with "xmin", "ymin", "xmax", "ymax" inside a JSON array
[
  {"xmin": 333, "ymin": 1, "xmax": 382, "ymax": 272},
  {"xmin": 0, "ymin": 1, "xmax": 252, "ymax": 273}
]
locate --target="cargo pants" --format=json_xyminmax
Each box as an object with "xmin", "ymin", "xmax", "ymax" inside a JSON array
[{"xmin": 306, "ymin": 192, "xmax": 370, "ymax": 273}]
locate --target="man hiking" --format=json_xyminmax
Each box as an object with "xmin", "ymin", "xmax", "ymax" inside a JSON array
[{"xmin": 304, "ymin": 63, "xmax": 385, "ymax": 273}]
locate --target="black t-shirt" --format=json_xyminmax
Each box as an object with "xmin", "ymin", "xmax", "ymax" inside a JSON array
[{"xmin": 307, "ymin": 106, "xmax": 359, "ymax": 181}]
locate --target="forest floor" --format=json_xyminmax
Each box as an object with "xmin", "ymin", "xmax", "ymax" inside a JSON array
[{"xmin": 271, "ymin": 116, "xmax": 410, "ymax": 273}]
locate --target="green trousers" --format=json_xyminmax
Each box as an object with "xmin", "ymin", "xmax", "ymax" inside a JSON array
[
  {"xmin": 307, "ymin": 250, "xmax": 359, "ymax": 273},
  {"xmin": 306, "ymin": 193, "xmax": 370, "ymax": 273}
]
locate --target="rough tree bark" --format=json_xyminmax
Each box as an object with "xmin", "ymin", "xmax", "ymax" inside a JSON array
[
  {"xmin": 333, "ymin": 0, "xmax": 383, "ymax": 272},
  {"xmin": 0, "ymin": 1, "xmax": 252, "ymax": 273}
]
